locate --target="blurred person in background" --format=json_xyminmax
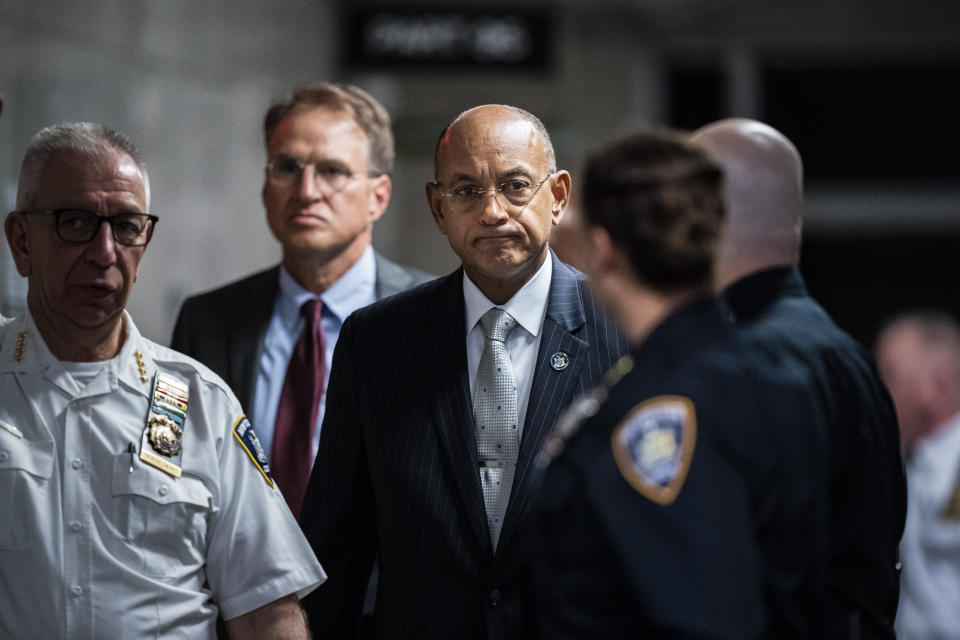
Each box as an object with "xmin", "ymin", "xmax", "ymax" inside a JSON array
[
  {"xmin": 693, "ymin": 118, "xmax": 906, "ymax": 639},
  {"xmin": 529, "ymin": 130, "xmax": 828, "ymax": 638},
  {"xmin": 876, "ymin": 310, "xmax": 960, "ymax": 639},
  {"xmin": 171, "ymin": 82, "xmax": 431, "ymax": 520}
]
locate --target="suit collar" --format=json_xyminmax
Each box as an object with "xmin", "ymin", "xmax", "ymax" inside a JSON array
[
  {"xmin": 463, "ymin": 253, "xmax": 552, "ymax": 338},
  {"xmin": 544, "ymin": 251, "xmax": 587, "ymax": 333},
  {"xmin": 231, "ymin": 266, "xmax": 281, "ymax": 410},
  {"xmin": 278, "ymin": 247, "xmax": 377, "ymax": 324},
  {"xmin": 374, "ymin": 251, "xmax": 428, "ymax": 299}
]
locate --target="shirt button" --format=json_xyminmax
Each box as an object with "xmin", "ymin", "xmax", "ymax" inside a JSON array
[
  {"xmin": 71, "ymin": 586, "xmax": 83, "ymax": 597},
  {"xmin": 0, "ymin": 451, "xmax": 8, "ymax": 463},
  {"xmin": 71, "ymin": 458, "xmax": 82, "ymax": 470},
  {"xmin": 69, "ymin": 521, "xmax": 83, "ymax": 533},
  {"xmin": 158, "ymin": 486, "xmax": 169, "ymax": 497},
  {"xmin": 488, "ymin": 588, "xmax": 501, "ymax": 608}
]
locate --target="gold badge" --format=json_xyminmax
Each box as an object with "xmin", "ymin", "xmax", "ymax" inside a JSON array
[{"xmin": 148, "ymin": 414, "xmax": 182, "ymax": 456}]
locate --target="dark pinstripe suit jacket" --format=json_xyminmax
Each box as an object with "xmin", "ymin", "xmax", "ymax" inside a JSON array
[
  {"xmin": 169, "ymin": 253, "xmax": 432, "ymax": 412},
  {"xmin": 300, "ymin": 252, "xmax": 627, "ymax": 639}
]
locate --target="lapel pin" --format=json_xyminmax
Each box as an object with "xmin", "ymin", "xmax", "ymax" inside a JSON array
[{"xmin": 550, "ymin": 351, "xmax": 569, "ymax": 371}]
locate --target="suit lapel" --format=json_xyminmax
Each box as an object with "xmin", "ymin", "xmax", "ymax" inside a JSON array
[
  {"xmin": 424, "ymin": 270, "xmax": 492, "ymax": 554},
  {"xmin": 232, "ymin": 266, "xmax": 279, "ymax": 412},
  {"xmin": 497, "ymin": 255, "xmax": 589, "ymax": 553}
]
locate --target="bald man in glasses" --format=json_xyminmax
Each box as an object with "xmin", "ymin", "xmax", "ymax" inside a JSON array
[{"xmin": 300, "ymin": 104, "xmax": 626, "ymax": 639}]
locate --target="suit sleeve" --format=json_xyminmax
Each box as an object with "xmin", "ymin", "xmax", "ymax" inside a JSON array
[{"xmin": 300, "ymin": 314, "xmax": 377, "ymax": 636}]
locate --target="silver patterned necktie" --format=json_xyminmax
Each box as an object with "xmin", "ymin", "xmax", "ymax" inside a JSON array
[{"xmin": 474, "ymin": 307, "xmax": 520, "ymax": 550}]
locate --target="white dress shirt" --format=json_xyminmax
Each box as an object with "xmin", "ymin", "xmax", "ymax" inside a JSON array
[
  {"xmin": 464, "ymin": 255, "xmax": 552, "ymax": 438},
  {"xmin": 896, "ymin": 410, "xmax": 960, "ymax": 639}
]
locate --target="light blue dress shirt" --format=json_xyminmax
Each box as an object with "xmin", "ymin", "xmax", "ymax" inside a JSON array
[{"xmin": 254, "ymin": 246, "xmax": 377, "ymax": 461}]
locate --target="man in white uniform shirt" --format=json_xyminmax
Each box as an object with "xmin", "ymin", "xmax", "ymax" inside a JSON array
[
  {"xmin": 1, "ymin": 122, "xmax": 325, "ymax": 639},
  {"xmin": 876, "ymin": 310, "xmax": 960, "ymax": 639}
]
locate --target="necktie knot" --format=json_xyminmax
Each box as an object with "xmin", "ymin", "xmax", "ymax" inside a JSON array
[
  {"xmin": 302, "ymin": 298, "xmax": 322, "ymax": 327},
  {"xmin": 480, "ymin": 307, "xmax": 517, "ymax": 344}
]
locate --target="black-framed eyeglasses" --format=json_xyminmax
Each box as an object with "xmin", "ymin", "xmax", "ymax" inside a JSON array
[
  {"xmin": 266, "ymin": 155, "xmax": 384, "ymax": 193},
  {"xmin": 434, "ymin": 170, "xmax": 556, "ymax": 215},
  {"xmin": 23, "ymin": 209, "xmax": 158, "ymax": 246}
]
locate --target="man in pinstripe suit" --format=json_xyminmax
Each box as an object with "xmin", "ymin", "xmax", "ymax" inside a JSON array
[{"xmin": 300, "ymin": 105, "xmax": 626, "ymax": 639}]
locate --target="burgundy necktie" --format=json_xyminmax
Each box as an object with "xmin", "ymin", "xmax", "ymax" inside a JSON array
[{"xmin": 272, "ymin": 298, "xmax": 325, "ymax": 519}]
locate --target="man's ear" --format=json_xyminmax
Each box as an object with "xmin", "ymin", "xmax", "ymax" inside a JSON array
[
  {"xmin": 367, "ymin": 174, "xmax": 392, "ymax": 224},
  {"xmin": 548, "ymin": 170, "xmax": 572, "ymax": 227},
  {"xmin": 587, "ymin": 224, "xmax": 623, "ymax": 277},
  {"xmin": 425, "ymin": 182, "xmax": 447, "ymax": 235},
  {"xmin": 261, "ymin": 169, "xmax": 269, "ymax": 209},
  {"xmin": 4, "ymin": 211, "xmax": 32, "ymax": 277}
]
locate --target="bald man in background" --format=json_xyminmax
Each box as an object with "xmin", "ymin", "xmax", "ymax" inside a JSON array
[
  {"xmin": 876, "ymin": 311, "xmax": 960, "ymax": 638},
  {"xmin": 692, "ymin": 118, "xmax": 906, "ymax": 639}
]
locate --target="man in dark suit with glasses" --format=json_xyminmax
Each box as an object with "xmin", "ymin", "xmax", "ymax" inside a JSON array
[{"xmin": 300, "ymin": 104, "xmax": 626, "ymax": 639}]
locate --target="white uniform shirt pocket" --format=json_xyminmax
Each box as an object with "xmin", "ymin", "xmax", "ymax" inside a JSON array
[
  {"xmin": 0, "ymin": 436, "xmax": 54, "ymax": 550},
  {"xmin": 111, "ymin": 453, "xmax": 213, "ymax": 578}
]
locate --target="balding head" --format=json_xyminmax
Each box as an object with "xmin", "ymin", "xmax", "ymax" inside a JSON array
[
  {"xmin": 875, "ymin": 310, "xmax": 960, "ymax": 449},
  {"xmin": 434, "ymin": 104, "xmax": 555, "ymax": 180},
  {"xmin": 691, "ymin": 118, "xmax": 804, "ymax": 290}
]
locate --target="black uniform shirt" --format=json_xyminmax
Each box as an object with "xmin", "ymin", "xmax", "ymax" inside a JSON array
[
  {"xmin": 723, "ymin": 266, "xmax": 906, "ymax": 639},
  {"xmin": 530, "ymin": 296, "xmax": 828, "ymax": 639}
]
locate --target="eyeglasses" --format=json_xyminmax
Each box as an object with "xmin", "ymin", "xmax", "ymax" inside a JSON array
[
  {"xmin": 23, "ymin": 209, "xmax": 158, "ymax": 246},
  {"xmin": 266, "ymin": 155, "xmax": 383, "ymax": 193},
  {"xmin": 435, "ymin": 170, "xmax": 555, "ymax": 215}
]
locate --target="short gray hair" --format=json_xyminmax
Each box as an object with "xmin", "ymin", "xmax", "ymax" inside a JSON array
[{"xmin": 16, "ymin": 122, "xmax": 150, "ymax": 211}]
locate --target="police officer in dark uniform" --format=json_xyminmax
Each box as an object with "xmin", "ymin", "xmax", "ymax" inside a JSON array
[
  {"xmin": 693, "ymin": 119, "xmax": 906, "ymax": 639},
  {"xmin": 528, "ymin": 131, "xmax": 829, "ymax": 638}
]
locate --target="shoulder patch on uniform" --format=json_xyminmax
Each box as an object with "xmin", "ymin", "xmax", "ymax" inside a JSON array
[
  {"xmin": 611, "ymin": 395, "xmax": 696, "ymax": 505},
  {"xmin": 233, "ymin": 416, "xmax": 274, "ymax": 488}
]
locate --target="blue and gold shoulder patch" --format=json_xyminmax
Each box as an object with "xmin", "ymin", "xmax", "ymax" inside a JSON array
[
  {"xmin": 611, "ymin": 395, "xmax": 696, "ymax": 505},
  {"xmin": 233, "ymin": 416, "xmax": 274, "ymax": 488}
]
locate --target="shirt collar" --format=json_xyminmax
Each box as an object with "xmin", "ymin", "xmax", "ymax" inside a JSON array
[
  {"xmin": 1, "ymin": 309, "xmax": 152, "ymax": 399},
  {"xmin": 277, "ymin": 245, "xmax": 377, "ymax": 326},
  {"xmin": 463, "ymin": 255, "xmax": 553, "ymax": 337},
  {"xmin": 912, "ymin": 410, "xmax": 960, "ymax": 471}
]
